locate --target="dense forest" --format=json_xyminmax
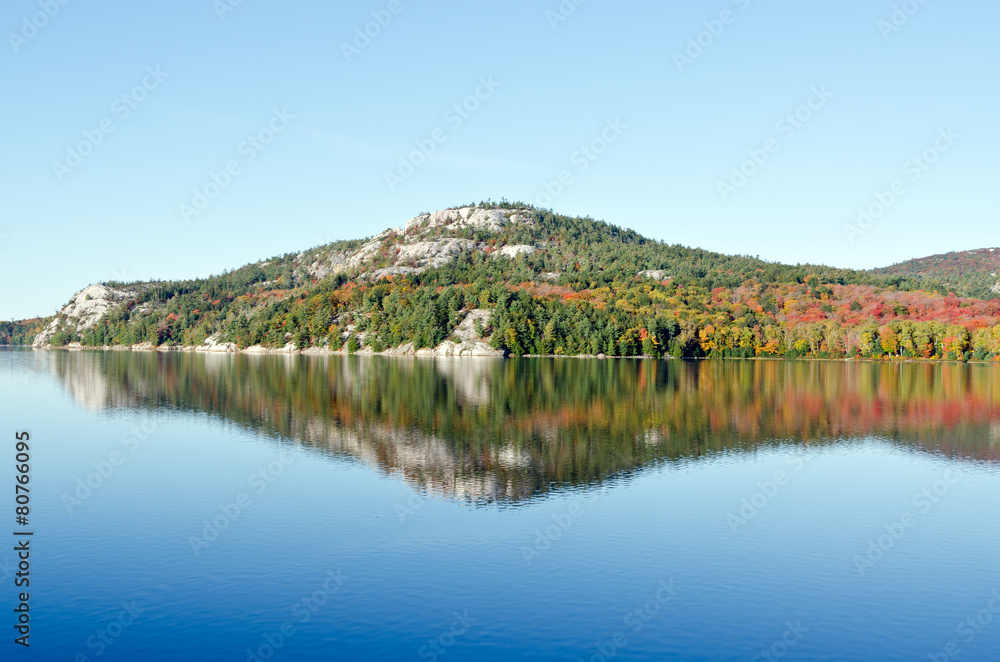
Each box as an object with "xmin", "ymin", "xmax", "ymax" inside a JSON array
[
  {"xmin": 18, "ymin": 203, "xmax": 1000, "ymax": 361},
  {"xmin": 874, "ymin": 247, "xmax": 1000, "ymax": 300},
  {"xmin": 0, "ymin": 319, "xmax": 47, "ymax": 346}
]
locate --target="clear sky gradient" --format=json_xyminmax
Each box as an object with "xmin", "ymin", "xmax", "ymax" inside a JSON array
[{"xmin": 2, "ymin": 0, "xmax": 997, "ymax": 320}]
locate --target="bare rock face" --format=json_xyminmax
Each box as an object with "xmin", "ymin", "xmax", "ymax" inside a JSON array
[
  {"xmin": 243, "ymin": 343, "xmax": 298, "ymax": 354},
  {"xmin": 347, "ymin": 228, "xmax": 397, "ymax": 268},
  {"xmin": 407, "ymin": 207, "xmax": 534, "ymax": 235},
  {"xmin": 33, "ymin": 284, "xmax": 142, "ymax": 346},
  {"xmin": 427, "ymin": 208, "xmax": 469, "ymax": 228},
  {"xmin": 462, "ymin": 209, "xmax": 507, "ymax": 233},
  {"xmin": 301, "ymin": 251, "xmax": 350, "ymax": 280},
  {"xmin": 992, "ymin": 282, "xmax": 1000, "ymax": 294},
  {"xmin": 415, "ymin": 309, "xmax": 503, "ymax": 357},
  {"xmin": 638, "ymin": 270, "xmax": 669, "ymax": 280},
  {"xmin": 370, "ymin": 266, "xmax": 425, "ymax": 280},
  {"xmin": 410, "ymin": 207, "xmax": 511, "ymax": 234},
  {"xmin": 195, "ymin": 333, "xmax": 239, "ymax": 353},
  {"xmin": 396, "ymin": 239, "xmax": 476, "ymax": 269},
  {"xmin": 334, "ymin": 207, "xmax": 538, "ymax": 280},
  {"xmin": 494, "ymin": 244, "xmax": 535, "ymax": 259},
  {"xmin": 337, "ymin": 309, "xmax": 502, "ymax": 357}
]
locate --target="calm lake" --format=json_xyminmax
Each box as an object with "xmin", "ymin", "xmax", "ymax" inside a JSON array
[{"xmin": 3, "ymin": 349, "xmax": 1000, "ymax": 661}]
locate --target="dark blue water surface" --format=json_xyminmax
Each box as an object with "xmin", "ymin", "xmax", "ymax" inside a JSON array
[{"xmin": 2, "ymin": 349, "xmax": 999, "ymax": 661}]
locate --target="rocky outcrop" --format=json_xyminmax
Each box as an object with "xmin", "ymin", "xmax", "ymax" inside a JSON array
[
  {"xmin": 195, "ymin": 333, "xmax": 239, "ymax": 353},
  {"xmin": 370, "ymin": 266, "xmax": 425, "ymax": 280},
  {"xmin": 368, "ymin": 237, "xmax": 479, "ymax": 280},
  {"xmin": 33, "ymin": 284, "xmax": 144, "ymax": 346},
  {"xmin": 494, "ymin": 244, "xmax": 535, "ymax": 259},
  {"xmin": 638, "ymin": 270, "xmax": 669, "ymax": 280},
  {"xmin": 299, "ymin": 250, "xmax": 350, "ymax": 280},
  {"xmin": 344, "ymin": 309, "xmax": 503, "ymax": 358},
  {"xmin": 294, "ymin": 207, "xmax": 542, "ymax": 283},
  {"xmin": 406, "ymin": 207, "xmax": 528, "ymax": 234},
  {"xmin": 243, "ymin": 343, "xmax": 298, "ymax": 354},
  {"xmin": 396, "ymin": 238, "xmax": 477, "ymax": 269},
  {"xmin": 347, "ymin": 228, "xmax": 397, "ymax": 268},
  {"xmin": 416, "ymin": 309, "xmax": 502, "ymax": 357}
]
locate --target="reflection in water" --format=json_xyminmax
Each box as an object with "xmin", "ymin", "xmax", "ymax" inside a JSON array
[{"xmin": 33, "ymin": 350, "xmax": 1000, "ymax": 503}]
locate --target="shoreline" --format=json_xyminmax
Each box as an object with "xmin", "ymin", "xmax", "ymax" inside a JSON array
[{"xmin": 15, "ymin": 343, "xmax": 999, "ymax": 364}]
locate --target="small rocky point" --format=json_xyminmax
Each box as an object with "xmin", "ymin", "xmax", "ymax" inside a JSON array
[{"xmin": 33, "ymin": 284, "xmax": 144, "ymax": 347}]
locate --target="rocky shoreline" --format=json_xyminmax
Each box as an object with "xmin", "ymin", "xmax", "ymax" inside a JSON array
[
  {"xmin": 42, "ymin": 339, "xmax": 508, "ymax": 358},
  {"xmin": 27, "ymin": 344, "xmax": 993, "ymax": 365},
  {"xmin": 36, "ymin": 342, "xmax": 642, "ymax": 359},
  {"xmin": 31, "ymin": 340, "xmax": 660, "ymax": 360}
]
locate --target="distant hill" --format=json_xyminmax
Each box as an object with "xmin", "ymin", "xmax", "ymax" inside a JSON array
[
  {"xmin": 873, "ymin": 248, "xmax": 1000, "ymax": 299},
  {"xmin": 0, "ymin": 319, "xmax": 47, "ymax": 346},
  {"xmin": 13, "ymin": 203, "xmax": 1000, "ymax": 361}
]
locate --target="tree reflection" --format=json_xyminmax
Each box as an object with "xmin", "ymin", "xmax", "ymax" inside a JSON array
[{"xmin": 41, "ymin": 351, "xmax": 1000, "ymax": 504}]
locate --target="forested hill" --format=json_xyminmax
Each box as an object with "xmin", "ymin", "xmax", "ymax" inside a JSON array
[
  {"xmin": 873, "ymin": 248, "xmax": 1000, "ymax": 299},
  {"xmin": 11, "ymin": 203, "xmax": 1000, "ymax": 361}
]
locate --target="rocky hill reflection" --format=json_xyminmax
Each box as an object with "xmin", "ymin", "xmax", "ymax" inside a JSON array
[{"xmin": 42, "ymin": 351, "xmax": 1000, "ymax": 503}]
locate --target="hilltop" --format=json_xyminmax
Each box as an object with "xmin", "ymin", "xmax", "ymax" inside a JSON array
[
  {"xmin": 13, "ymin": 203, "xmax": 1000, "ymax": 361},
  {"xmin": 874, "ymin": 248, "xmax": 1000, "ymax": 299}
]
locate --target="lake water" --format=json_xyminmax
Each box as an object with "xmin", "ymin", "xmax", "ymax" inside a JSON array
[{"xmin": 3, "ymin": 349, "xmax": 1000, "ymax": 661}]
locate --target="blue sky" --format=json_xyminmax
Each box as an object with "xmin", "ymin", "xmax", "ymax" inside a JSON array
[{"xmin": 2, "ymin": 0, "xmax": 997, "ymax": 320}]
